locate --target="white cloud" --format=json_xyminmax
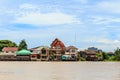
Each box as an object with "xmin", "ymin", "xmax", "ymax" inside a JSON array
[
  {"xmin": 74, "ymin": 0, "xmax": 88, "ymax": 4},
  {"xmin": 19, "ymin": 3, "xmax": 39, "ymax": 10},
  {"xmin": 13, "ymin": 12, "xmax": 80, "ymax": 25},
  {"xmin": 90, "ymin": 16, "xmax": 120, "ymax": 24},
  {"xmin": 83, "ymin": 38, "xmax": 120, "ymax": 51},
  {"xmin": 96, "ymin": 1, "xmax": 120, "ymax": 13},
  {"xmin": 96, "ymin": 39, "xmax": 120, "ymax": 45}
]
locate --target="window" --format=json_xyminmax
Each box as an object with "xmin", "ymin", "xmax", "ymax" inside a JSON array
[
  {"xmin": 66, "ymin": 50, "xmax": 69, "ymax": 52},
  {"xmin": 42, "ymin": 56, "xmax": 46, "ymax": 58},
  {"xmin": 71, "ymin": 54, "xmax": 75, "ymax": 58},
  {"xmin": 32, "ymin": 55, "xmax": 36, "ymax": 58},
  {"xmin": 37, "ymin": 55, "xmax": 40, "ymax": 59},
  {"xmin": 56, "ymin": 46, "xmax": 60, "ymax": 49},
  {"xmin": 41, "ymin": 49, "xmax": 46, "ymax": 54},
  {"xmin": 12, "ymin": 51, "xmax": 14, "ymax": 53},
  {"xmin": 54, "ymin": 56, "xmax": 56, "ymax": 58},
  {"xmin": 56, "ymin": 51, "xmax": 60, "ymax": 54},
  {"xmin": 71, "ymin": 50, "xmax": 75, "ymax": 52}
]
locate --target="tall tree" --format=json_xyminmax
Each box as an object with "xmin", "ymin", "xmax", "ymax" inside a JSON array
[
  {"xmin": 102, "ymin": 52, "xmax": 110, "ymax": 60},
  {"xmin": 0, "ymin": 40, "xmax": 17, "ymax": 51},
  {"xmin": 114, "ymin": 48, "xmax": 120, "ymax": 61},
  {"xmin": 18, "ymin": 39, "xmax": 28, "ymax": 50}
]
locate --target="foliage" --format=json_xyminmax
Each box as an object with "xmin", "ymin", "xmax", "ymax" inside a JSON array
[
  {"xmin": 18, "ymin": 39, "xmax": 28, "ymax": 51},
  {"xmin": 49, "ymin": 51, "xmax": 55, "ymax": 61},
  {"xmin": 0, "ymin": 40, "xmax": 17, "ymax": 51},
  {"xmin": 96, "ymin": 53, "xmax": 103, "ymax": 61},
  {"xmin": 79, "ymin": 57, "xmax": 86, "ymax": 61},
  {"xmin": 109, "ymin": 56, "xmax": 117, "ymax": 61},
  {"xmin": 102, "ymin": 52, "xmax": 110, "ymax": 60},
  {"xmin": 114, "ymin": 48, "xmax": 120, "ymax": 61},
  {"xmin": 78, "ymin": 54, "xmax": 86, "ymax": 61}
]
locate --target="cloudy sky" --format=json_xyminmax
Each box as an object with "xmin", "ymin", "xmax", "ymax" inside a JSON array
[{"xmin": 0, "ymin": 0, "xmax": 120, "ymax": 52}]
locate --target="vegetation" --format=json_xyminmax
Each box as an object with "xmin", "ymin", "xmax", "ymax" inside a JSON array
[
  {"xmin": 101, "ymin": 50, "xmax": 119, "ymax": 61},
  {"xmin": 114, "ymin": 48, "xmax": 120, "ymax": 61},
  {"xmin": 96, "ymin": 53, "xmax": 103, "ymax": 61},
  {"xmin": 102, "ymin": 52, "xmax": 110, "ymax": 61},
  {"xmin": 79, "ymin": 57, "xmax": 86, "ymax": 61},
  {"xmin": 78, "ymin": 54, "xmax": 86, "ymax": 61},
  {"xmin": 49, "ymin": 51, "xmax": 55, "ymax": 61},
  {"xmin": 18, "ymin": 39, "xmax": 28, "ymax": 51},
  {"xmin": 0, "ymin": 40, "xmax": 17, "ymax": 51},
  {"xmin": 108, "ymin": 56, "xmax": 116, "ymax": 61}
]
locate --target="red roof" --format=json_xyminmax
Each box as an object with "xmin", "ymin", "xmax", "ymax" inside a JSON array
[
  {"xmin": 2, "ymin": 47, "xmax": 18, "ymax": 52},
  {"xmin": 50, "ymin": 38, "xmax": 65, "ymax": 50},
  {"xmin": 50, "ymin": 38, "xmax": 65, "ymax": 47}
]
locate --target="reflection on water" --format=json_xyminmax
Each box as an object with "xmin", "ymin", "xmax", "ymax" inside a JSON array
[{"xmin": 0, "ymin": 62, "xmax": 120, "ymax": 80}]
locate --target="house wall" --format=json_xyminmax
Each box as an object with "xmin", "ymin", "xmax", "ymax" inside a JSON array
[
  {"xmin": 16, "ymin": 56, "xmax": 30, "ymax": 61},
  {"xmin": 3, "ymin": 51, "xmax": 17, "ymax": 54},
  {"xmin": 30, "ymin": 54, "xmax": 37, "ymax": 61},
  {"xmin": 0, "ymin": 55, "xmax": 16, "ymax": 61},
  {"xmin": 40, "ymin": 49, "xmax": 49, "ymax": 61}
]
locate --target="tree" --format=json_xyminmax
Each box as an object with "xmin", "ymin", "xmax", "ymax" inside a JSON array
[
  {"xmin": 96, "ymin": 53, "xmax": 103, "ymax": 61},
  {"xmin": 102, "ymin": 52, "xmax": 110, "ymax": 60},
  {"xmin": 0, "ymin": 40, "xmax": 17, "ymax": 51},
  {"xmin": 114, "ymin": 48, "xmax": 120, "ymax": 61},
  {"xmin": 18, "ymin": 39, "xmax": 28, "ymax": 50}
]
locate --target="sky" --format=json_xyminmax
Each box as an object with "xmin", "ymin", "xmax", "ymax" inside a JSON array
[{"xmin": 0, "ymin": 0, "xmax": 120, "ymax": 52}]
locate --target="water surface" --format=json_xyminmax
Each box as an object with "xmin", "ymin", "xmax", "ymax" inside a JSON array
[{"xmin": 0, "ymin": 62, "xmax": 120, "ymax": 80}]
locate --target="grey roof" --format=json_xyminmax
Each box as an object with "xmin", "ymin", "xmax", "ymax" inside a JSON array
[{"xmin": 30, "ymin": 46, "xmax": 50, "ymax": 51}]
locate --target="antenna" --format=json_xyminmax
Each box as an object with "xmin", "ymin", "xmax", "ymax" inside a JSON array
[{"xmin": 74, "ymin": 33, "xmax": 77, "ymax": 46}]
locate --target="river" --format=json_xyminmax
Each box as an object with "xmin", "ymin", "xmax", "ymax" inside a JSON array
[{"xmin": 0, "ymin": 62, "xmax": 119, "ymax": 80}]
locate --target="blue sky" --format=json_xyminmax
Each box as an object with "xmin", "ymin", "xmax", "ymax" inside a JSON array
[{"xmin": 0, "ymin": 0, "xmax": 120, "ymax": 52}]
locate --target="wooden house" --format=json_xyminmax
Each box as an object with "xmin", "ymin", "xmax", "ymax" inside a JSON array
[
  {"xmin": 80, "ymin": 50, "xmax": 98, "ymax": 61},
  {"xmin": 30, "ymin": 46, "xmax": 49, "ymax": 61},
  {"xmin": 0, "ymin": 53, "xmax": 16, "ymax": 61},
  {"xmin": 0, "ymin": 47, "xmax": 18, "ymax": 61},
  {"xmin": 50, "ymin": 38, "xmax": 65, "ymax": 61},
  {"xmin": 64, "ymin": 46, "xmax": 78, "ymax": 61},
  {"xmin": 30, "ymin": 52, "xmax": 38, "ymax": 61}
]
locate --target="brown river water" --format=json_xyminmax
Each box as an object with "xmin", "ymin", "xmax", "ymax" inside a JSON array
[{"xmin": 0, "ymin": 62, "xmax": 120, "ymax": 80}]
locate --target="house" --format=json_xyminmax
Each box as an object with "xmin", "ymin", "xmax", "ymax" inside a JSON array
[
  {"xmin": 0, "ymin": 53, "xmax": 16, "ymax": 61},
  {"xmin": 80, "ymin": 50, "xmax": 98, "ymax": 61},
  {"xmin": 88, "ymin": 47, "xmax": 98, "ymax": 52},
  {"xmin": 50, "ymin": 38, "xmax": 65, "ymax": 61},
  {"xmin": 16, "ymin": 49, "xmax": 31, "ymax": 61},
  {"xmin": 0, "ymin": 47, "xmax": 18, "ymax": 61},
  {"xmin": 63, "ymin": 46, "xmax": 78, "ymax": 61},
  {"xmin": 30, "ymin": 46, "xmax": 41, "ymax": 60},
  {"xmin": 30, "ymin": 46, "xmax": 49, "ymax": 61},
  {"xmin": 88, "ymin": 47, "xmax": 102, "ymax": 52},
  {"xmin": 40, "ymin": 47, "xmax": 49, "ymax": 61},
  {"xmin": 30, "ymin": 52, "xmax": 38, "ymax": 61},
  {"xmin": 2, "ymin": 47, "xmax": 18, "ymax": 53}
]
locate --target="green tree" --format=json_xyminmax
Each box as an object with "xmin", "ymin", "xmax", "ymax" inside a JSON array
[
  {"xmin": 18, "ymin": 39, "xmax": 28, "ymax": 50},
  {"xmin": 114, "ymin": 48, "xmax": 120, "ymax": 61},
  {"xmin": 0, "ymin": 40, "xmax": 17, "ymax": 51},
  {"xmin": 102, "ymin": 52, "xmax": 110, "ymax": 60},
  {"xmin": 96, "ymin": 53, "xmax": 103, "ymax": 61}
]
